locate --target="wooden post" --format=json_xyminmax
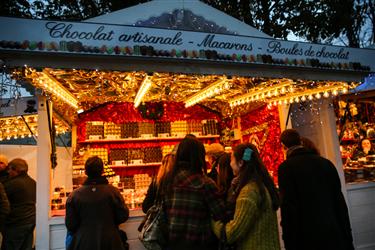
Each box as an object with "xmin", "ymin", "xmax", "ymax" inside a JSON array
[{"xmin": 35, "ymin": 95, "xmax": 51, "ymax": 250}]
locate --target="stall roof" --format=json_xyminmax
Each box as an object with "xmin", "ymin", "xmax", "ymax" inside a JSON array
[
  {"xmin": 85, "ymin": 0, "xmax": 271, "ymax": 38},
  {"xmin": 340, "ymin": 73, "xmax": 375, "ymax": 101},
  {"xmin": 1, "ymin": 1, "xmax": 375, "ymax": 124}
]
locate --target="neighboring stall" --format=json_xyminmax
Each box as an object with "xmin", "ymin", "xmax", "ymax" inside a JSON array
[{"xmin": 1, "ymin": 1, "xmax": 375, "ymax": 249}]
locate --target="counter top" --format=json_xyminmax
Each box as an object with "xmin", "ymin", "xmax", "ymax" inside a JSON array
[
  {"xmin": 346, "ymin": 181, "xmax": 375, "ymax": 191},
  {"xmin": 49, "ymin": 209, "xmax": 145, "ymax": 225}
]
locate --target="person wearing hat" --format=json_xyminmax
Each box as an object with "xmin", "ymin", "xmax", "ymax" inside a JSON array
[
  {"xmin": 206, "ymin": 143, "xmax": 226, "ymax": 183},
  {"xmin": 65, "ymin": 156, "xmax": 129, "ymax": 250},
  {"xmin": 0, "ymin": 154, "xmax": 9, "ymax": 183}
]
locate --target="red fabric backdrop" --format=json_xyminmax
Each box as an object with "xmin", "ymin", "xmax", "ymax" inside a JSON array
[{"xmin": 240, "ymin": 105, "xmax": 284, "ymax": 184}]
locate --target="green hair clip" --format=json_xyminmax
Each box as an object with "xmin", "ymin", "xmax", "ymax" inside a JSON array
[{"xmin": 242, "ymin": 148, "xmax": 253, "ymax": 161}]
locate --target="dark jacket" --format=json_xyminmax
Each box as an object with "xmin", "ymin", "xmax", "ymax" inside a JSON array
[
  {"xmin": 142, "ymin": 178, "xmax": 158, "ymax": 213},
  {"xmin": 351, "ymin": 148, "xmax": 374, "ymax": 160},
  {"xmin": 3, "ymin": 172, "xmax": 36, "ymax": 227},
  {"xmin": 0, "ymin": 169, "xmax": 9, "ymax": 184},
  {"xmin": 0, "ymin": 182, "xmax": 10, "ymax": 232},
  {"xmin": 65, "ymin": 176, "xmax": 129, "ymax": 250},
  {"xmin": 278, "ymin": 147, "xmax": 354, "ymax": 250}
]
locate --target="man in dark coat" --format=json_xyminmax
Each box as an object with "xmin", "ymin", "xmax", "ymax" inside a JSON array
[
  {"xmin": 2, "ymin": 158, "xmax": 36, "ymax": 250},
  {"xmin": 0, "ymin": 182, "xmax": 10, "ymax": 248},
  {"xmin": 65, "ymin": 156, "xmax": 129, "ymax": 250},
  {"xmin": 278, "ymin": 129, "xmax": 354, "ymax": 250}
]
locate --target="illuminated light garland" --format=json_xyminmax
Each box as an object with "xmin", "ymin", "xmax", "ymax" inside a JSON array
[
  {"xmin": 0, "ymin": 114, "xmax": 69, "ymax": 141},
  {"xmin": 230, "ymin": 81, "xmax": 354, "ymax": 107},
  {"xmin": 26, "ymin": 68, "xmax": 79, "ymax": 109},
  {"xmin": 185, "ymin": 77, "xmax": 230, "ymax": 107},
  {"xmin": 266, "ymin": 83, "xmax": 350, "ymax": 105},
  {"xmin": 229, "ymin": 80, "xmax": 294, "ymax": 107},
  {"xmin": 134, "ymin": 75, "xmax": 152, "ymax": 108}
]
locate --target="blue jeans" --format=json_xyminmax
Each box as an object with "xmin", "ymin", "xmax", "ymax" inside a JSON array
[{"xmin": 2, "ymin": 224, "xmax": 35, "ymax": 250}]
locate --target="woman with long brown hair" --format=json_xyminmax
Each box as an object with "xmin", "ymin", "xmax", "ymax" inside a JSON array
[
  {"xmin": 161, "ymin": 137, "xmax": 226, "ymax": 250},
  {"xmin": 212, "ymin": 143, "xmax": 280, "ymax": 250},
  {"xmin": 142, "ymin": 153, "xmax": 175, "ymax": 213}
]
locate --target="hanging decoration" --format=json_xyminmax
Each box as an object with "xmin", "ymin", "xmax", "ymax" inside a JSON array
[{"xmin": 138, "ymin": 102, "xmax": 164, "ymax": 120}]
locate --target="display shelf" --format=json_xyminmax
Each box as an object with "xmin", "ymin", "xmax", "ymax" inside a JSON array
[
  {"xmin": 341, "ymin": 138, "xmax": 358, "ymax": 142},
  {"xmin": 110, "ymin": 162, "xmax": 161, "ymax": 168},
  {"xmin": 78, "ymin": 135, "xmax": 220, "ymax": 143}
]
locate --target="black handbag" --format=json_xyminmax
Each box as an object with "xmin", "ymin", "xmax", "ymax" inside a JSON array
[{"xmin": 139, "ymin": 200, "xmax": 168, "ymax": 250}]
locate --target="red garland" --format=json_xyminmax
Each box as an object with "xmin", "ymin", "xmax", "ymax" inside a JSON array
[{"xmin": 240, "ymin": 105, "xmax": 284, "ymax": 184}]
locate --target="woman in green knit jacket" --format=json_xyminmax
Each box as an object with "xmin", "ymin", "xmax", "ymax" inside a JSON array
[{"xmin": 212, "ymin": 143, "xmax": 281, "ymax": 250}]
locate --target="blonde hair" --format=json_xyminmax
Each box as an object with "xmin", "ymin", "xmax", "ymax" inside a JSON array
[
  {"xmin": 156, "ymin": 153, "xmax": 175, "ymax": 186},
  {"xmin": 0, "ymin": 154, "xmax": 9, "ymax": 165}
]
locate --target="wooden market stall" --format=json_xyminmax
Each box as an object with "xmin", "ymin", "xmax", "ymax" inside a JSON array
[{"xmin": 1, "ymin": 1, "xmax": 375, "ymax": 249}]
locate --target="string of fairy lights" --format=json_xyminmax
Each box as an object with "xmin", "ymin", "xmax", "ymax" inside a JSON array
[
  {"xmin": 0, "ymin": 115, "xmax": 38, "ymax": 141},
  {"xmin": 21, "ymin": 66, "xmax": 359, "ymax": 115},
  {"xmin": 1, "ymin": 65, "xmax": 361, "ymax": 142},
  {"xmin": 0, "ymin": 114, "xmax": 69, "ymax": 141},
  {"xmin": 0, "ymin": 66, "xmax": 70, "ymax": 141},
  {"xmin": 229, "ymin": 79, "xmax": 352, "ymax": 108}
]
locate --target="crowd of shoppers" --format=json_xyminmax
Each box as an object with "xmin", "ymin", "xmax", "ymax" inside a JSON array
[
  {"xmin": 138, "ymin": 130, "xmax": 354, "ymax": 250},
  {"xmin": 1, "ymin": 127, "xmax": 355, "ymax": 250}
]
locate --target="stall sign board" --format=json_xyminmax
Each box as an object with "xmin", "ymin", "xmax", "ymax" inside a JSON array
[{"xmin": 0, "ymin": 17, "xmax": 375, "ymax": 71}]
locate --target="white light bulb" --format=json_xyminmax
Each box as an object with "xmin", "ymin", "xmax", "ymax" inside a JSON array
[
  {"xmin": 323, "ymin": 92, "xmax": 329, "ymax": 98},
  {"xmin": 315, "ymin": 93, "xmax": 321, "ymax": 99}
]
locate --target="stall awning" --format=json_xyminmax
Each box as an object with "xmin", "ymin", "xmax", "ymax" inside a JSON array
[{"xmin": 1, "ymin": 2, "xmax": 374, "ymax": 124}]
